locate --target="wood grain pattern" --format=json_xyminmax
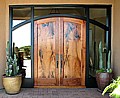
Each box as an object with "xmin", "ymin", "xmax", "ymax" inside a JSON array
[
  {"xmin": 34, "ymin": 18, "xmax": 57, "ymax": 86},
  {"xmin": 34, "ymin": 17, "xmax": 86, "ymax": 87},
  {"xmin": 63, "ymin": 78, "xmax": 81, "ymax": 86},
  {"xmin": 62, "ymin": 18, "xmax": 86, "ymax": 86}
]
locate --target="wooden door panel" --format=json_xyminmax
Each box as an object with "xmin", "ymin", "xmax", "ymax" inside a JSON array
[
  {"xmin": 63, "ymin": 78, "xmax": 81, "ymax": 86},
  {"xmin": 34, "ymin": 17, "xmax": 86, "ymax": 87},
  {"xmin": 38, "ymin": 22, "xmax": 56, "ymax": 79},
  {"xmin": 61, "ymin": 18, "xmax": 86, "ymax": 86},
  {"xmin": 34, "ymin": 18, "xmax": 58, "ymax": 86}
]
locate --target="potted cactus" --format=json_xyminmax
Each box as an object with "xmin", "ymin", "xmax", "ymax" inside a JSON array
[
  {"xmin": 2, "ymin": 41, "xmax": 22, "ymax": 94},
  {"xmin": 96, "ymin": 41, "xmax": 112, "ymax": 92}
]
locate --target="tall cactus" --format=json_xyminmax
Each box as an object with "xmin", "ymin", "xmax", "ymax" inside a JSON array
[
  {"xmin": 97, "ymin": 41, "xmax": 112, "ymax": 73},
  {"xmin": 5, "ymin": 41, "xmax": 19, "ymax": 76},
  {"xmin": 107, "ymin": 50, "xmax": 111, "ymax": 69},
  {"xmin": 99, "ymin": 41, "xmax": 103, "ymax": 69},
  {"xmin": 13, "ymin": 54, "xmax": 19, "ymax": 75},
  {"xmin": 106, "ymin": 50, "xmax": 112, "ymax": 73}
]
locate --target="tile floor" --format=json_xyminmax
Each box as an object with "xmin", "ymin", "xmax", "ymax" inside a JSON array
[{"xmin": 0, "ymin": 88, "xmax": 109, "ymax": 98}]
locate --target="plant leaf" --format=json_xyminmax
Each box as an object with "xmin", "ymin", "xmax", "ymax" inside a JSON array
[{"xmin": 102, "ymin": 82, "xmax": 117, "ymax": 95}]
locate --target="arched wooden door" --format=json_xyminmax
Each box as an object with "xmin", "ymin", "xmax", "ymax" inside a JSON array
[{"xmin": 34, "ymin": 17, "xmax": 86, "ymax": 87}]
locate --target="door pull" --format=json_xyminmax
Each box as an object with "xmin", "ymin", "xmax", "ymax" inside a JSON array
[
  {"xmin": 61, "ymin": 60, "xmax": 62, "ymax": 68},
  {"xmin": 56, "ymin": 61, "xmax": 59, "ymax": 68}
]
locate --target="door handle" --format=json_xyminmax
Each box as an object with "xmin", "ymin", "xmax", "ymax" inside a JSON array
[
  {"xmin": 61, "ymin": 60, "xmax": 62, "ymax": 69},
  {"xmin": 56, "ymin": 54, "xmax": 59, "ymax": 68},
  {"xmin": 56, "ymin": 61, "xmax": 59, "ymax": 68},
  {"xmin": 60, "ymin": 55, "xmax": 63, "ymax": 69}
]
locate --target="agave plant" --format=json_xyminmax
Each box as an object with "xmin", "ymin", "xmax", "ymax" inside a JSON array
[
  {"xmin": 102, "ymin": 76, "xmax": 120, "ymax": 98},
  {"xmin": 5, "ymin": 41, "xmax": 19, "ymax": 76}
]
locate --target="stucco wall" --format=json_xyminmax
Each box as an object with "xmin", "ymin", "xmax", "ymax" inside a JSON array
[
  {"xmin": 6, "ymin": 0, "xmax": 114, "ymax": 5},
  {"xmin": 113, "ymin": 0, "xmax": 120, "ymax": 77},
  {"xmin": 0, "ymin": 0, "xmax": 116, "ymax": 88},
  {"xmin": 0, "ymin": 0, "xmax": 6, "ymax": 88}
]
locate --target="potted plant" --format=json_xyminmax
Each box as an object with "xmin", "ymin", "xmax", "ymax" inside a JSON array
[
  {"xmin": 2, "ymin": 41, "xmax": 22, "ymax": 94},
  {"xmin": 102, "ymin": 76, "xmax": 120, "ymax": 98},
  {"xmin": 96, "ymin": 41, "xmax": 112, "ymax": 92}
]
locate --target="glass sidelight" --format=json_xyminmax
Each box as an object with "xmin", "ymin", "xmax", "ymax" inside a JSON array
[
  {"xmin": 89, "ymin": 23, "xmax": 106, "ymax": 77},
  {"xmin": 34, "ymin": 17, "xmax": 86, "ymax": 86},
  {"xmin": 12, "ymin": 23, "xmax": 31, "ymax": 78}
]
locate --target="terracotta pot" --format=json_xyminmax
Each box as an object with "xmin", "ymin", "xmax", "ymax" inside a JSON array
[
  {"xmin": 2, "ymin": 74, "xmax": 22, "ymax": 94},
  {"xmin": 96, "ymin": 72, "xmax": 112, "ymax": 92}
]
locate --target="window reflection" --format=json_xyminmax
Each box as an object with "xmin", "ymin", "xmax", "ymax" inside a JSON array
[
  {"xmin": 13, "ymin": 7, "xmax": 31, "ymax": 27},
  {"xmin": 12, "ymin": 23, "xmax": 31, "ymax": 78},
  {"xmin": 13, "ymin": 20, "xmax": 25, "ymax": 27},
  {"xmin": 89, "ymin": 23, "xmax": 106, "ymax": 77},
  {"xmin": 34, "ymin": 7, "xmax": 85, "ymax": 17},
  {"xmin": 89, "ymin": 8, "xmax": 107, "ymax": 25}
]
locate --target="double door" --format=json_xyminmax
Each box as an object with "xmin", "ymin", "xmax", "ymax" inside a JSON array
[{"xmin": 34, "ymin": 17, "xmax": 86, "ymax": 86}]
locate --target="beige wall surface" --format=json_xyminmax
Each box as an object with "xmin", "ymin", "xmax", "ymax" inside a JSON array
[
  {"xmin": 113, "ymin": 0, "xmax": 120, "ymax": 77},
  {"xmin": 0, "ymin": 0, "xmax": 116, "ymax": 88},
  {"xmin": 6, "ymin": 0, "xmax": 114, "ymax": 5},
  {"xmin": 0, "ymin": 0, "xmax": 6, "ymax": 88}
]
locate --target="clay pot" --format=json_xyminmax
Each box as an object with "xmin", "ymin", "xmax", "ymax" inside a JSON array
[
  {"xmin": 2, "ymin": 74, "xmax": 22, "ymax": 94},
  {"xmin": 96, "ymin": 72, "xmax": 112, "ymax": 92}
]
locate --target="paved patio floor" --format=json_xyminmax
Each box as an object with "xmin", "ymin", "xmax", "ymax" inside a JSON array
[{"xmin": 0, "ymin": 88, "xmax": 109, "ymax": 98}]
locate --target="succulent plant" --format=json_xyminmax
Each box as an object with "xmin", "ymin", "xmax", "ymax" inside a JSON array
[
  {"xmin": 5, "ymin": 41, "xmax": 19, "ymax": 76},
  {"xmin": 98, "ymin": 41, "xmax": 103, "ymax": 69},
  {"xmin": 106, "ymin": 50, "xmax": 112, "ymax": 73},
  {"xmin": 96, "ymin": 41, "xmax": 112, "ymax": 73}
]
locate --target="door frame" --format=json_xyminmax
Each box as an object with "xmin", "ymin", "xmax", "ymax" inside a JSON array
[{"xmin": 9, "ymin": 5, "xmax": 111, "ymax": 87}]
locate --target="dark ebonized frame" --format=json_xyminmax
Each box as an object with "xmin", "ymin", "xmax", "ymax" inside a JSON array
[{"xmin": 9, "ymin": 4, "xmax": 112, "ymax": 87}]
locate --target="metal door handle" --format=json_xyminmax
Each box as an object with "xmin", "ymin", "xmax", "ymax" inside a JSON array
[
  {"xmin": 56, "ymin": 61, "xmax": 58, "ymax": 68},
  {"xmin": 61, "ymin": 60, "xmax": 62, "ymax": 68}
]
